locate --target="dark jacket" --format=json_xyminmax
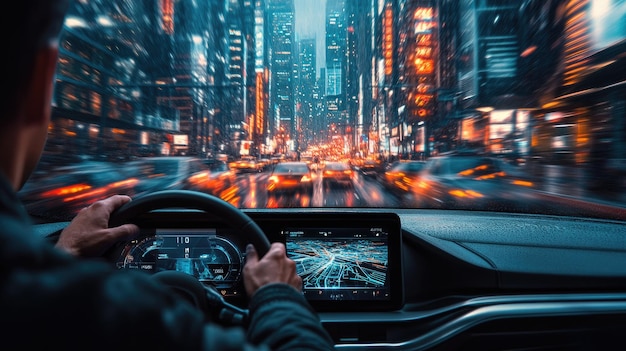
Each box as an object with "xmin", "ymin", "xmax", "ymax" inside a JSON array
[{"xmin": 0, "ymin": 175, "xmax": 334, "ymax": 350}]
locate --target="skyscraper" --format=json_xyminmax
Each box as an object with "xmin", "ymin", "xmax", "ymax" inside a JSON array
[
  {"xmin": 267, "ymin": 0, "xmax": 296, "ymax": 141},
  {"xmin": 296, "ymin": 38, "xmax": 317, "ymax": 149},
  {"xmin": 325, "ymin": 0, "xmax": 347, "ymax": 129}
]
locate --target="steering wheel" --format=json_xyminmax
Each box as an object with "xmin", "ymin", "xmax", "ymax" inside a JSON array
[
  {"xmin": 108, "ymin": 189, "xmax": 270, "ymax": 256},
  {"xmin": 107, "ymin": 189, "xmax": 271, "ymax": 325}
]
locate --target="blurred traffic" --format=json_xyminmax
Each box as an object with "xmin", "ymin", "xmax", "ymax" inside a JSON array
[
  {"xmin": 19, "ymin": 148, "xmax": 626, "ymax": 222},
  {"xmin": 381, "ymin": 160, "xmax": 427, "ymax": 197}
]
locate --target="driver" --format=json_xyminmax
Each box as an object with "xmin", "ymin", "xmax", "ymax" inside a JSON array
[{"xmin": 0, "ymin": 1, "xmax": 334, "ymax": 350}]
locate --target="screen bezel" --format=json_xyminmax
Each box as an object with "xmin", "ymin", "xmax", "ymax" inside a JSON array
[{"xmin": 253, "ymin": 212, "xmax": 403, "ymax": 312}]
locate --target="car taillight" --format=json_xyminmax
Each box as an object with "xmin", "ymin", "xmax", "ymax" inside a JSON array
[
  {"xmin": 301, "ymin": 175, "xmax": 312, "ymax": 182},
  {"xmin": 449, "ymin": 189, "xmax": 484, "ymax": 198},
  {"xmin": 267, "ymin": 175, "xmax": 280, "ymax": 191},
  {"xmin": 42, "ymin": 184, "xmax": 91, "ymax": 197},
  {"xmin": 416, "ymin": 180, "xmax": 429, "ymax": 189},
  {"xmin": 64, "ymin": 188, "xmax": 108, "ymax": 202},
  {"xmin": 110, "ymin": 178, "xmax": 139, "ymax": 188},
  {"xmin": 475, "ymin": 171, "xmax": 506, "ymax": 180},
  {"xmin": 511, "ymin": 179, "xmax": 534, "ymax": 187}
]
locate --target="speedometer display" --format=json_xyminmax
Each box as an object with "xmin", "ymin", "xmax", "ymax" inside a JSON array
[{"xmin": 115, "ymin": 229, "xmax": 243, "ymax": 292}]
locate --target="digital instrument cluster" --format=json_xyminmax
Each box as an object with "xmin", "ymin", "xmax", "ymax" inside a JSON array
[{"xmin": 114, "ymin": 228, "xmax": 244, "ymax": 296}]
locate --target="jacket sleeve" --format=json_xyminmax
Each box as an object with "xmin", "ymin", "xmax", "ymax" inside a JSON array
[{"xmin": 245, "ymin": 284, "xmax": 335, "ymax": 350}]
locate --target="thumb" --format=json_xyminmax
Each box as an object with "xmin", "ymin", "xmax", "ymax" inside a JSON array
[{"xmin": 246, "ymin": 243, "xmax": 258, "ymax": 264}]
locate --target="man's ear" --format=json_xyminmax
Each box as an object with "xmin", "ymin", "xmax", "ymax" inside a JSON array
[{"xmin": 22, "ymin": 45, "xmax": 59, "ymax": 126}]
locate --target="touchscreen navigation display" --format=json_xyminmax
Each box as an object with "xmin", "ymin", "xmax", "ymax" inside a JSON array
[
  {"xmin": 285, "ymin": 227, "xmax": 390, "ymax": 302},
  {"xmin": 276, "ymin": 212, "xmax": 403, "ymax": 311}
]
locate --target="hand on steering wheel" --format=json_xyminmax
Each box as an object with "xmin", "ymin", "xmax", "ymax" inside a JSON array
[
  {"xmin": 108, "ymin": 190, "xmax": 270, "ymax": 256},
  {"xmin": 106, "ymin": 190, "xmax": 271, "ymax": 325}
]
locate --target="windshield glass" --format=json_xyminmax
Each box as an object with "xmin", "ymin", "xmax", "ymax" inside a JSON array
[{"xmin": 19, "ymin": 0, "xmax": 626, "ymax": 222}]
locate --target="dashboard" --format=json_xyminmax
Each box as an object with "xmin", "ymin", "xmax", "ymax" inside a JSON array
[
  {"xmin": 111, "ymin": 212, "xmax": 403, "ymax": 312},
  {"xmin": 36, "ymin": 206, "xmax": 626, "ymax": 350}
]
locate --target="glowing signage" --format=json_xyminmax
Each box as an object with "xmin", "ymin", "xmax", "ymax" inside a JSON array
[
  {"xmin": 414, "ymin": 22, "xmax": 434, "ymax": 34},
  {"xmin": 414, "ymin": 94, "xmax": 433, "ymax": 107},
  {"xmin": 414, "ymin": 7, "xmax": 433, "ymax": 20},
  {"xmin": 160, "ymin": 0, "xmax": 174, "ymax": 35},
  {"xmin": 416, "ymin": 34, "xmax": 432, "ymax": 46},
  {"xmin": 408, "ymin": 7, "xmax": 436, "ymax": 121},
  {"xmin": 255, "ymin": 73, "xmax": 264, "ymax": 136},
  {"xmin": 254, "ymin": 5, "xmax": 264, "ymax": 73},
  {"xmin": 173, "ymin": 134, "xmax": 188, "ymax": 146},
  {"xmin": 414, "ymin": 58, "xmax": 434, "ymax": 74},
  {"xmin": 416, "ymin": 84, "xmax": 432, "ymax": 94},
  {"xmin": 384, "ymin": 5, "xmax": 393, "ymax": 76},
  {"xmin": 415, "ymin": 47, "xmax": 432, "ymax": 58}
]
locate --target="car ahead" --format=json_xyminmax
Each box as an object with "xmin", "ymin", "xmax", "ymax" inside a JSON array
[
  {"xmin": 124, "ymin": 156, "xmax": 208, "ymax": 195},
  {"xmin": 356, "ymin": 158, "xmax": 385, "ymax": 178},
  {"xmin": 13, "ymin": 0, "xmax": 626, "ymax": 350},
  {"xmin": 321, "ymin": 161, "xmax": 354, "ymax": 189},
  {"xmin": 186, "ymin": 160, "xmax": 239, "ymax": 205},
  {"xmin": 382, "ymin": 160, "xmax": 427, "ymax": 196},
  {"xmin": 229, "ymin": 155, "xmax": 263, "ymax": 173},
  {"xmin": 412, "ymin": 153, "xmax": 536, "ymax": 211},
  {"xmin": 18, "ymin": 164, "xmax": 139, "ymax": 221},
  {"xmin": 266, "ymin": 161, "xmax": 314, "ymax": 202}
]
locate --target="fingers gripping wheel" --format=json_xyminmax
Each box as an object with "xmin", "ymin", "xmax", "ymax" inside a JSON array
[
  {"xmin": 108, "ymin": 190, "xmax": 270, "ymax": 257},
  {"xmin": 106, "ymin": 190, "xmax": 269, "ymax": 325}
]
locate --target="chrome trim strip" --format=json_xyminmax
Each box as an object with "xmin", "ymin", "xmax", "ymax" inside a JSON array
[
  {"xmin": 321, "ymin": 292, "xmax": 626, "ymax": 322},
  {"xmin": 333, "ymin": 297, "xmax": 626, "ymax": 350}
]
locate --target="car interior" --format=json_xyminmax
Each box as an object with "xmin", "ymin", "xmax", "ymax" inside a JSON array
[
  {"xmin": 32, "ymin": 189, "xmax": 626, "ymax": 350},
  {"xmin": 19, "ymin": 0, "xmax": 626, "ymax": 349}
]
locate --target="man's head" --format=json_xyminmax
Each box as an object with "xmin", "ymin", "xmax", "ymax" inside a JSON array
[{"xmin": 0, "ymin": 0, "xmax": 71, "ymax": 190}]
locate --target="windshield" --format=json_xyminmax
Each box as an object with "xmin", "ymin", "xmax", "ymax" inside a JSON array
[{"xmin": 19, "ymin": 0, "xmax": 626, "ymax": 222}]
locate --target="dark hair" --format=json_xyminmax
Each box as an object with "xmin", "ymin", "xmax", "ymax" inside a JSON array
[{"xmin": 2, "ymin": 0, "xmax": 71, "ymax": 125}]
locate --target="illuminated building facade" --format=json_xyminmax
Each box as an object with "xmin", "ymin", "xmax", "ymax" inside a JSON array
[
  {"xmin": 296, "ymin": 39, "xmax": 317, "ymax": 150},
  {"xmin": 53, "ymin": 0, "xmax": 230, "ymax": 158},
  {"xmin": 326, "ymin": 0, "xmax": 348, "ymax": 129},
  {"xmin": 398, "ymin": 1, "xmax": 438, "ymax": 156},
  {"xmin": 534, "ymin": 0, "xmax": 626, "ymax": 178},
  {"xmin": 267, "ymin": 0, "xmax": 296, "ymax": 141}
]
